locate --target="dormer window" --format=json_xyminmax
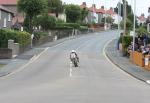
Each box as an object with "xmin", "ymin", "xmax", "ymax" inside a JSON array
[{"xmin": 8, "ymin": 13, "xmax": 11, "ymax": 21}]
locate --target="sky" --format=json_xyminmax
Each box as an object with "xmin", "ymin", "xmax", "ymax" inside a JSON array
[{"xmin": 62, "ymin": 0, "xmax": 150, "ymax": 17}]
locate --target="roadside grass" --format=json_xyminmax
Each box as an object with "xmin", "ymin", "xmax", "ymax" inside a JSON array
[{"xmin": 0, "ymin": 64, "xmax": 4, "ymax": 69}]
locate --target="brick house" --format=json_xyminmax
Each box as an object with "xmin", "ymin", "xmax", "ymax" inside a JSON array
[{"xmin": 0, "ymin": 5, "xmax": 14, "ymax": 28}]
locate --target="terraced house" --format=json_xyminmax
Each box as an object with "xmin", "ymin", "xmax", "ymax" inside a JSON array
[{"xmin": 0, "ymin": 5, "xmax": 14, "ymax": 28}]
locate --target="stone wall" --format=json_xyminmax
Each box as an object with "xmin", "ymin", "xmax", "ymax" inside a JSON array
[{"xmin": 0, "ymin": 48, "xmax": 12, "ymax": 59}]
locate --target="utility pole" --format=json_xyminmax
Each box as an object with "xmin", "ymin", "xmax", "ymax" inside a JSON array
[
  {"xmin": 123, "ymin": 0, "xmax": 127, "ymax": 35},
  {"xmin": 118, "ymin": 0, "xmax": 121, "ymax": 35},
  {"xmin": 104, "ymin": 0, "xmax": 107, "ymax": 30},
  {"xmin": 133, "ymin": 0, "xmax": 136, "ymax": 51}
]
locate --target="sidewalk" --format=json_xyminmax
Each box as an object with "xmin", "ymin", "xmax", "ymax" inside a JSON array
[{"xmin": 105, "ymin": 39, "xmax": 150, "ymax": 83}]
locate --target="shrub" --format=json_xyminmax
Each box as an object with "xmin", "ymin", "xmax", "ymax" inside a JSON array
[
  {"xmin": 79, "ymin": 26, "xmax": 88, "ymax": 31},
  {"xmin": 0, "ymin": 29, "xmax": 31, "ymax": 48},
  {"xmin": 33, "ymin": 15, "xmax": 56, "ymax": 31},
  {"xmin": 136, "ymin": 26, "xmax": 147, "ymax": 36},
  {"xmin": 33, "ymin": 31, "xmax": 49, "ymax": 41},
  {"xmin": 55, "ymin": 23, "xmax": 80, "ymax": 29},
  {"xmin": 122, "ymin": 35, "xmax": 132, "ymax": 56}
]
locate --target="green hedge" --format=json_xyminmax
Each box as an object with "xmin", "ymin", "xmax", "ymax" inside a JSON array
[
  {"xmin": 55, "ymin": 23, "xmax": 80, "ymax": 29},
  {"xmin": 33, "ymin": 31, "xmax": 49, "ymax": 41},
  {"xmin": 0, "ymin": 29, "xmax": 31, "ymax": 48}
]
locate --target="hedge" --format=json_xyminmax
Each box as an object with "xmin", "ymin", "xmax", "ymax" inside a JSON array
[
  {"xmin": 55, "ymin": 23, "xmax": 80, "ymax": 29},
  {"xmin": 0, "ymin": 29, "xmax": 31, "ymax": 48},
  {"xmin": 33, "ymin": 31, "xmax": 49, "ymax": 41}
]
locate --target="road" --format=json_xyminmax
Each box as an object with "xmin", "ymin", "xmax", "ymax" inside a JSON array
[{"xmin": 0, "ymin": 30, "xmax": 150, "ymax": 103}]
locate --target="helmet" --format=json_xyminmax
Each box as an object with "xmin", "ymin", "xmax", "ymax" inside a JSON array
[{"xmin": 71, "ymin": 50, "xmax": 76, "ymax": 53}]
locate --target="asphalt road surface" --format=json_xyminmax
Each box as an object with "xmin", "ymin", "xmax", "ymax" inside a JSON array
[{"xmin": 0, "ymin": 30, "xmax": 150, "ymax": 103}]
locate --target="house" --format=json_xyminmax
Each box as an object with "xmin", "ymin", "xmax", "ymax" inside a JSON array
[
  {"xmin": 0, "ymin": 5, "xmax": 14, "ymax": 28},
  {"xmin": 0, "ymin": 0, "xmax": 18, "ymax": 15},
  {"xmin": 80, "ymin": 2, "xmax": 122, "ymax": 25},
  {"xmin": 0, "ymin": 0, "xmax": 25, "ymax": 27},
  {"xmin": 137, "ymin": 14, "xmax": 146, "ymax": 26},
  {"xmin": 80, "ymin": 2, "xmax": 103, "ymax": 24},
  {"xmin": 104, "ymin": 7, "xmax": 122, "ymax": 24}
]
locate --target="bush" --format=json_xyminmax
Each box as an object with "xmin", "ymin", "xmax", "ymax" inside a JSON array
[
  {"xmin": 55, "ymin": 23, "xmax": 80, "ymax": 29},
  {"xmin": 33, "ymin": 15, "xmax": 56, "ymax": 31},
  {"xmin": 33, "ymin": 31, "xmax": 49, "ymax": 41},
  {"xmin": 122, "ymin": 35, "xmax": 132, "ymax": 56},
  {"xmin": 120, "ymin": 19, "xmax": 133, "ymax": 30},
  {"xmin": 136, "ymin": 26, "xmax": 147, "ymax": 36},
  {"xmin": 79, "ymin": 26, "xmax": 88, "ymax": 31},
  {"xmin": 0, "ymin": 29, "xmax": 31, "ymax": 48}
]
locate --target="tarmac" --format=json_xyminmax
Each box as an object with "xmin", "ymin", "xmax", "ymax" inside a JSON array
[{"xmin": 105, "ymin": 39, "xmax": 150, "ymax": 84}]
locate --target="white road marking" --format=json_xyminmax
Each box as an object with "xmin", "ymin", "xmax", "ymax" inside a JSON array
[{"xmin": 70, "ymin": 62, "xmax": 73, "ymax": 77}]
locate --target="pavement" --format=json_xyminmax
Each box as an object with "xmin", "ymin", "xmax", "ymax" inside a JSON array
[{"xmin": 105, "ymin": 39, "xmax": 150, "ymax": 83}]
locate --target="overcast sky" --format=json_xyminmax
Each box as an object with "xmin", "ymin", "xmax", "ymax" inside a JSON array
[{"xmin": 62, "ymin": 0, "xmax": 149, "ymax": 17}]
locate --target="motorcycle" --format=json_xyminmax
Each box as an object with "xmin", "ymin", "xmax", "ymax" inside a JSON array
[{"xmin": 71, "ymin": 57, "xmax": 78, "ymax": 67}]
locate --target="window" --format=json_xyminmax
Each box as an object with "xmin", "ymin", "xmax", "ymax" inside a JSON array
[
  {"xmin": 8, "ymin": 13, "xmax": 11, "ymax": 21},
  {"xmin": 0, "ymin": 10, "xmax": 1, "ymax": 20},
  {"xmin": 3, "ymin": 18, "xmax": 6, "ymax": 27}
]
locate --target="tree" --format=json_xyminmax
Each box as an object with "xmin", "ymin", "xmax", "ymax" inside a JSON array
[
  {"xmin": 65, "ymin": 4, "xmax": 81, "ymax": 23},
  {"xmin": 114, "ymin": 0, "xmax": 132, "ymax": 18},
  {"xmin": 80, "ymin": 8, "xmax": 88, "ymax": 23},
  {"xmin": 33, "ymin": 14, "xmax": 56, "ymax": 31},
  {"xmin": 17, "ymin": 0, "xmax": 48, "ymax": 32},
  {"xmin": 48, "ymin": 0, "xmax": 64, "ymax": 17},
  {"xmin": 120, "ymin": 19, "xmax": 132, "ymax": 30},
  {"xmin": 101, "ymin": 16, "xmax": 114, "ymax": 24}
]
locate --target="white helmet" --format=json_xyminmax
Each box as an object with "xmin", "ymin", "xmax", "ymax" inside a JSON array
[{"xmin": 71, "ymin": 50, "xmax": 76, "ymax": 53}]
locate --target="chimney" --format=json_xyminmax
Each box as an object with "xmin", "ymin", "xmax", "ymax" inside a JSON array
[
  {"xmin": 101, "ymin": 6, "xmax": 104, "ymax": 9},
  {"xmin": 110, "ymin": 7, "xmax": 113, "ymax": 10},
  {"xmin": 92, "ymin": 4, "xmax": 96, "ymax": 8},
  {"xmin": 82, "ymin": 2, "xmax": 86, "ymax": 6}
]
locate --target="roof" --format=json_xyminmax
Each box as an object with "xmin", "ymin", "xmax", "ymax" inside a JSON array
[
  {"xmin": 96, "ymin": 8, "xmax": 105, "ymax": 14},
  {"xmin": 0, "ymin": 5, "xmax": 14, "ymax": 14},
  {"xmin": 106, "ymin": 9, "xmax": 116, "ymax": 15},
  {"xmin": 80, "ymin": 4, "xmax": 87, "ymax": 9},
  {"xmin": 138, "ymin": 15, "xmax": 146, "ymax": 22},
  {"xmin": 0, "ymin": 0, "xmax": 17, "ymax": 5}
]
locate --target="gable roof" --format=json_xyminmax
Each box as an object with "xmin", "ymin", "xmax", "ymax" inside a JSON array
[
  {"xmin": 0, "ymin": 0, "xmax": 17, "ymax": 5},
  {"xmin": 0, "ymin": 5, "xmax": 14, "ymax": 14},
  {"xmin": 138, "ymin": 15, "xmax": 146, "ymax": 22},
  {"xmin": 106, "ymin": 8, "xmax": 116, "ymax": 15}
]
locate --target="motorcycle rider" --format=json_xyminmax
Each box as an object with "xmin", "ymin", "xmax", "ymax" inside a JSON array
[{"xmin": 70, "ymin": 50, "xmax": 79, "ymax": 64}]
